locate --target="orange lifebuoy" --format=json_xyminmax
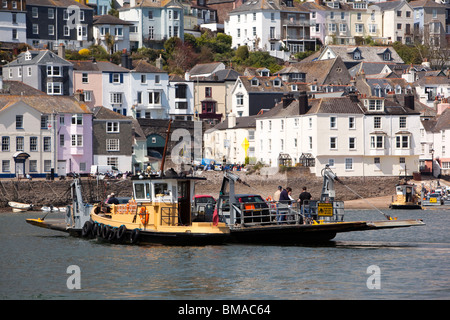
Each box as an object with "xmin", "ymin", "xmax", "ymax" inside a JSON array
[
  {"xmin": 126, "ymin": 203, "xmax": 130, "ymax": 214},
  {"xmin": 139, "ymin": 207, "xmax": 149, "ymax": 225},
  {"xmin": 266, "ymin": 196, "xmax": 272, "ymax": 202}
]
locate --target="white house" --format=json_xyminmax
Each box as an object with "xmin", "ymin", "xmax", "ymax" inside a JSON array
[
  {"xmin": 168, "ymin": 74, "xmax": 195, "ymax": 121},
  {"xmin": 254, "ymin": 92, "xmax": 422, "ymax": 177},
  {"xmin": 204, "ymin": 113, "xmax": 257, "ymax": 165},
  {"xmin": 93, "ymin": 14, "xmax": 132, "ymax": 53}
]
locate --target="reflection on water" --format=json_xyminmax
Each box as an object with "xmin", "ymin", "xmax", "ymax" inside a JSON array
[{"xmin": 0, "ymin": 209, "xmax": 449, "ymax": 299}]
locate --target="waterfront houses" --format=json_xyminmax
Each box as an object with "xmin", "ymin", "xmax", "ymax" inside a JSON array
[
  {"xmin": 252, "ymin": 92, "xmax": 422, "ymax": 177},
  {"xmin": 0, "ymin": 94, "xmax": 93, "ymax": 178},
  {"xmin": 93, "ymin": 14, "xmax": 133, "ymax": 54}
]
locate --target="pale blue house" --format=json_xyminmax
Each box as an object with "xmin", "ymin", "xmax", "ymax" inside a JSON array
[{"xmin": 119, "ymin": 0, "xmax": 184, "ymax": 50}]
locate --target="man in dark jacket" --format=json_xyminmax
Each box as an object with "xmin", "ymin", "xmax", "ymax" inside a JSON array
[
  {"xmin": 298, "ymin": 187, "xmax": 312, "ymax": 217},
  {"xmin": 278, "ymin": 187, "xmax": 292, "ymax": 222}
]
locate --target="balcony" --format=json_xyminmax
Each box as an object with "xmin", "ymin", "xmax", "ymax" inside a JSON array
[
  {"xmin": 70, "ymin": 147, "xmax": 84, "ymax": 155},
  {"xmin": 368, "ymin": 148, "xmax": 388, "ymax": 156}
]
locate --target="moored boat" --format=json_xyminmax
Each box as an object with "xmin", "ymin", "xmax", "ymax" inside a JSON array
[
  {"xmin": 9, "ymin": 201, "xmax": 33, "ymax": 212},
  {"xmin": 389, "ymin": 182, "xmax": 422, "ymax": 210}
]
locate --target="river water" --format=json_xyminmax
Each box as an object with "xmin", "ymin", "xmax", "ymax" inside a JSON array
[{"xmin": 0, "ymin": 209, "xmax": 449, "ymax": 300}]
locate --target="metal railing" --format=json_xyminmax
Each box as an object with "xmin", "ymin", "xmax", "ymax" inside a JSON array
[{"xmin": 228, "ymin": 199, "xmax": 345, "ymax": 228}]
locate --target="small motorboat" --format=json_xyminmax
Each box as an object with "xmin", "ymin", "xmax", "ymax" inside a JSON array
[
  {"xmin": 41, "ymin": 206, "xmax": 59, "ymax": 212},
  {"xmin": 8, "ymin": 201, "xmax": 33, "ymax": 212}
]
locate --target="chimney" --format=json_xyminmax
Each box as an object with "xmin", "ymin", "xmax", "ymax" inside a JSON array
[
  {"xmin": 156, "ymin": 54, "xmax": 163, "ymax": 70},
  {"xmin": 121, "ymin": 49, "xmax": 130, "ymax": 69},
  {"xmin": 404, "ymin": 93, "xmax": 414, "ymax": 110},
  {"xmin": 282, "ymin": 93, "xmax": 294, "ymax": 108},
  {"xmin": 58, "ymin": 43, "xmax": 66, "ymax": 59},
  {"xmin": 228, "ymin": 112, "xmax": 236, "ymax": 129},
  {"xmin": 298, "ymin": 91, "xmax": 308, "ymax": 115}
]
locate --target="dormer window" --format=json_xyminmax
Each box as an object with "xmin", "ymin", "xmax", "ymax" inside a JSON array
[
  {"xmin": 251, "ymin": 78, "xmax": 259, "ymax": 86},
  {"xmin": 383, "ymin": 52, "xmax": 391, "ymax": 61},
  {"xmin": 285, "ymin": 0, "xmax": 293, "ymax": 7},
  {"xmin": 353, "ymin": 51, "xmax": 361, "ymax": 60},
  {"xmin": 273, "ymin": 78, "xmax": 281, "ymax": 87},
  {"xmin": 25, "ymin": 51, "xmax": 32, "ymax": 61},
  {"xmin": 365, "ymin": 99, "xmax": 384, "ymax": 111}
]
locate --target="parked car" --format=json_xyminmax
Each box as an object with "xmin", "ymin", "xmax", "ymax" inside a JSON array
[
  {"xmin": 428, "ymin": 193, "xmax": 444, "ymax": 205},
  {"xmin": 219, "ymin": 194, "xmax": 270, "ymax": 224}
]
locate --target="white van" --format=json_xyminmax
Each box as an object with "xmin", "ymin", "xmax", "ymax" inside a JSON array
[{"xmin": 90, "ymin": 165, "xmax": 118, "ymax": 177}]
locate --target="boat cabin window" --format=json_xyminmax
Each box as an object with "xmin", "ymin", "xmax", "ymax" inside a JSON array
[
  {"xmin": 154, "ymin": 183, "xmax": 168, "ymax": 196},
  {"xmin": 134, "ymin": 183, "xmax": 151, "ymax": 200}
]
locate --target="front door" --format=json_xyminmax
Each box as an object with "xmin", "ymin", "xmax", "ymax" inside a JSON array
[
  {"xmin": 57, "ymin": 160, "xmax": 66, "ymax": 176},
  {"xmin": 15, "ymin": 161, "xmax": 24, "ymax": 178},
  {"xmin": 178, "ymin": 180, "xmax": 191, "ymax": 225}
]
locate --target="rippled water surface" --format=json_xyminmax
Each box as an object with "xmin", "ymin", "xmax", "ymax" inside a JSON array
[{"xmin": 1, "ymin": 209, "xmax": 449, "ymax": 300}]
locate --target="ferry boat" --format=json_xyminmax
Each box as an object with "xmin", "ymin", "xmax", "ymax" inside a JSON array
[
  {"xmin": 216, "ymin": 165, "xmax": 425, "ymax": 244},
  {"xmin": 389, "ymin": 182, "xmax": 422, "ymax": 209},
  {"xmin": 88, "ymin": 170, "xmax": 230, "ymax": 245}
]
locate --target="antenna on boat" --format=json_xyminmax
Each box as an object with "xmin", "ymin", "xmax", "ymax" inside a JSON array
[{"xmin": 159, "ymin": 119, "xmax": 172, "ymax": 177}]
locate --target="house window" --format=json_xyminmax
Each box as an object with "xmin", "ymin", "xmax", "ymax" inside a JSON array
[
  {"xmin": 330, "ymin": 116, "xmax": 337, "ymax": 129},
  {"xmin": 82, "ymin": 73, "xmax": 88, "ymax": 83},
  {"xmin": 396, "ymin": 135, "xmax": 410, "ymax": 149},
  {"xmin": 71, "ymin": 134, "xmax": 83, "ymax": 147},
  {"xmin": 29, "ymin": 160, "xmax": 37, "ymax": 172},
  {"xmin": 107, "ymin": 157, "xmax": 118, "ymax": 167},
  {"xmin": 309, "ymin": 136, "xmax": 313, "ymax": 149},
  {"xmin": 155, "ymin": 74, "xmax": 160, "ymax": 84},
  {"xmin": 30, "ymin": 137, "xmax": 38, "ymax": 151},
  {"xmin": 27, "ymin": 67, "xmax": 32, "ymax": 76},
  {"xmin": 16, "ymin": 137, "xmax": 24, "ymax": 151},
  {"xmin": 107, "ymin": 139, "xmax": 120, "ymax": 151},
  {"xmin": 41, "ymin": 115, "xmax": 48, "ymax": 129},
  {"xmin": 383, "ymin": 52, "xmax": 391, "ymax": 61},
  {"xmin": 399, "ymin": 117, "xmax": 407, "ymax": 129},
  {"xmin": 16, "ymin": 115, "xmax": 23, "ymax": 129},
  {"xmin": 112, "ymin": 73, "xmax": 121, "ymax": 83},
  {"xmin": 60, "ymin": 134, "xmax": 64, "ymax": 146},
  {"xmin": 236, "ymin": 94, "xmax": 244, "ymax": 106},
  {"xmin": 47, "ymin": 82, "xmax": 62, "ymax": 95},
  {"xmin": 349, "ymin": 137, "xmax": 356, "ymax": 150},
  {"xmin": 175, "ymin": 84, "xmax": 187, "ymax": 98},
  {"xmin": 110, "ymin": 93, "xmax": 123, "ymax": 104},
  {"xmin": 43, "ymin": 137, "xmax": 51, "ymax": 152},
  {"xmin": 48, "ymin": 25, "xmax": 55, "ymax": 36},
  {"xmin": 345, "ymin": 158, "xmax": 353, "ymax": 170},
  {"xmin": 205, "ymin": 87, "xmax": 212, "ymax": 98},
  {"xmin": 349, "ymin": 117, "xmax": 355, "ymax": 129},
  {"xmin": 106, "ymin": 122, "xmax": 120, "ymax": 133},
  {"xmin": 32, "ymin": 7, "xmax": 38, "ymax": 18},
  {"xmin": 2, "ymin": 136, "xmax": 10, "ymax": 151},
  {"xmin": 32, "ymin": 24, "xmax": 38, "ymax": 34},
  {"xmin": 44, "ymin": 160, "xmax": 51, "ymax": 172},
  {"xmin": 330, "ymin": 137, "xmax": 337, "ymax": 149},
  {"xmin": 148, "ymin": 91, "xmax": 161, "ymax": 105},
  {"xmin": 373, "ymin": 117, "xmax": 381, "ymax": 129},
  {"xmin": 72, "ymin": 114, "xmax": 83, "ymax": 125},
  {"xmin": 82, "ymin": 90, "xmax": 92, "ymax": 101},
  {"xmin": 370, "ymin": 135, "xmax": 384, "ymax": 149},
  {"xmin": 176, "ymin": 102, "xmax": 188, "ymax": 109},
  {"xmin": 47, "ymin": 66, "xmax": 61, "ymax": 76},
  {"xmin": 2, "ymin": 160, "xmax": 10, "ymax": 172},
  {"xmin": 141, "ymin": 74, "xmax": 146, "ymax": 84},
  {"xmin": 64, "ymin": 26, "xmax": 70, "ymax": 36}
]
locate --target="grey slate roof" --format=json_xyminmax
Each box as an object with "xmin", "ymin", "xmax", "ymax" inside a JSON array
[
  {"xmin": 321, "ymin": 45, "xmax": 404, "ymax": 64},
  {"xmin": 71, "ymin": 60, "xmax": 129, "ymax": 72},
  {"xmin": 6, "ymin": 50, "xmax": 73, "ymax": 67},
  {"xmin": 93, "ymin": 15, "xmax": 133, "ymax": 25}
]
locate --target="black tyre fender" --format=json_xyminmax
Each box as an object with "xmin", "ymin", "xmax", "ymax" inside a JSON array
[
  {"xmin": 130, "ymin": 228, "xmax": 140, "ymax": 244},
  {"xmin": 82, "ymin": 220, "xmax": 93, "ymax": 237},
  {"xmin": 116, "ymin": 225, "xmax": 127, "ymax": 241},
  {"xmin": 96, "ymin": 223, "xmax": 103, "ymax": 237},
  {"xmin": 108, "ymin": 228, "xmax": 117, "ymax": 241},
  {"xmin": 102, "ymin": 225, "xmax": 110, "ymax": 239}
]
